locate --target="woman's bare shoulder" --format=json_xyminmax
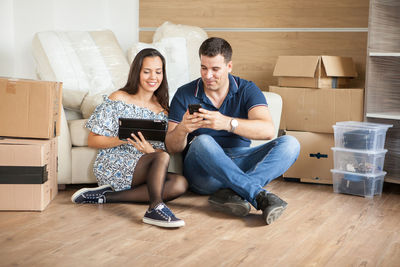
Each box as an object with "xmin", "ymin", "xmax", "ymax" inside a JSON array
[{"xmin": 108, "ymin": 90, "xmax": 130, "ymax": 101}]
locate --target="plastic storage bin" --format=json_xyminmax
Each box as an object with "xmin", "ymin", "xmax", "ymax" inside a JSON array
[
  {"xmin": 332, "ymin": 147, "xmax": 387, "ymax": 174},
  {"xmin": 332, "ymin": 121, "xmax": 392, "ymax": 150},
  {"xmin": 331, "ymin": 169, "xmax": 386, "ymax": 198}
]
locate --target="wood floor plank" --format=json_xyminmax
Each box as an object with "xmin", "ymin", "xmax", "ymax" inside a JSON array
[
  {"xmin": 1, "ymin": 179, "xmax": 399, "ymax": 266},
  {"xmin": 325, "ymin": 228, "xmax": 396, "ymax": 266},
  {"xmin": 378, "ymin": 233, "xmax": 400, "ymax": 267}
]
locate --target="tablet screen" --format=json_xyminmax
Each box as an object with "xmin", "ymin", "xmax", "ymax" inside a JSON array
[{"xmin": 118, "ymin": 118, "xmax": 167, "ymax": 141}]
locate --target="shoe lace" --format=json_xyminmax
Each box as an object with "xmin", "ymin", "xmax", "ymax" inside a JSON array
[
  {"xmin": 155, "ymin": 203, "xmax": 175, "ymax": 219},
  {"xmin": 81, "ymin": 196, "xmax": 105, "ymax": 204},
  {"xmin": 82, "ymin": 191, "xmax": 110, "ymax": 203},
  {"xmin": 83, "ymin": 193, "xmax": 102, "ymax": 199}
]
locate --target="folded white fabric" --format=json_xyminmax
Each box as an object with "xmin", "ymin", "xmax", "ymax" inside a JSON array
[
  {"xmin": 153, "ymin": 21, "xmax": 208, "ymax": 81},
  {"xmin": 32, "ymin": 30, "xmax": 129, "ymax": 112}
]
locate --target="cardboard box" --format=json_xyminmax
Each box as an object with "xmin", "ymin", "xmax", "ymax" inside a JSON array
[
  {"xmin": 270, "ymin": 86, "xmax": 364, "ymax": 133},
  {"xmin": 0, "ymin": 182, "xmax": 51, "ymax": 211},
  {"xmin": 0, "ymin": 77, "xmax": 62, "ymax": 139},
  {"xmin": 273, "ymin": 56, "xmax": 357, "ymax": 88},
  {"xmin": 0, "ymin": 138, "xmax": 58, "ymax": 211},
  {"xmin": 0, "ymin": 138, "xmax": 51, "ymax": 167},
  {"xmin": 284, "ymin": 131, "xmax": 334, "ymax": 184}
]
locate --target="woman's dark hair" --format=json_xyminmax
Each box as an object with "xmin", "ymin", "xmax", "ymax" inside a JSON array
[
  {"xmin": 199, "ymin": 37, "xmax": 232, "ymax": 63},
  {"xmin": 120, "ymin": 48, "xmax": 169, "ymax": 112}
]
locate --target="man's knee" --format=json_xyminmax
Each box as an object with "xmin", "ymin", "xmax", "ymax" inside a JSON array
[
  {"xmin": 279, "ymin": 135, "xmax": 300, "ymax": 159},
  {"xmin": 188, "ymin": 134, "xmax": 222, "ymax": 157},
  {"xmin": 190, "ymin": 134, "xmax": 215, "ymax": 149}
]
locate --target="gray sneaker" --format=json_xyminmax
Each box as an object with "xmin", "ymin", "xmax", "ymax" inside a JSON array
[
  {"xmin": 208, "ymin": 188, "xmax": 251, "ymax": 217},
  {"xmin": 256, "ymin": 191, "xmax": 288, "ymax": 225}
]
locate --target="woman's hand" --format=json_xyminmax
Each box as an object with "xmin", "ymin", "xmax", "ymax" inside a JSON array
[{"xmin": 127, "ymin": 132, "xmax": 155, "ymax": 154}]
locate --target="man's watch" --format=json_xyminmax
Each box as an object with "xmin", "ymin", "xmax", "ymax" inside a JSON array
[{"xmin": 230, "ymin": 118, "xmax": 238, "ymax": 133}]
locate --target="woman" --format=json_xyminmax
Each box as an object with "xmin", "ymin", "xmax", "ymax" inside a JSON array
[{"xmin": 71, "ymin": 48, "xmax": 188, "ymax": 228}]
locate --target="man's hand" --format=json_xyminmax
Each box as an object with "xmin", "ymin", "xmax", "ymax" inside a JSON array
[
  {"xmin": 165, "ymin": 109, "xmax": 205, "ymax": 154},
  {"xmin": 197, "ymin": 108, "xmax": 231, "ymax": 131},
  {"xmin": 179, "ymin": 109, "xmax": 205, "ymax": 133}
]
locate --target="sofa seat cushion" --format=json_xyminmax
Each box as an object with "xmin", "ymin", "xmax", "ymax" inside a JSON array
[
  {"xmin": 71, "ymin": 147, "xmax": 97, "ymax": 183},
  {"xmin": 68, "ymin": 119, "xmax": 90, "ymax": 147}
]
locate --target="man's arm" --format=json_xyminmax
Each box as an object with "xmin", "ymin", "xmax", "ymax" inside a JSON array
[
  {"xmin": 165, "ymin": 110, "xmax": 204, "ymax": 153},
  {"xmin": 198, "ymin": 105, "xmax": 275, "ymax": 140},
  {"xmin": 165, "ymin": 122, "xmax": 188, "ymax": 153},
  {"xmin": 234, "ymin": 106, "xmax": 275, "ymax": 140}
]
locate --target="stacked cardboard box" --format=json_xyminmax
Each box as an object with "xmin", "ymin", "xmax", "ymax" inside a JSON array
[
  {"xmin": 270, "ymin": 56, "xmax": 364, "ymax": 184},
  {"xmin": 0, "ymin": 77, "xmax": 62, "ymax": 211}
]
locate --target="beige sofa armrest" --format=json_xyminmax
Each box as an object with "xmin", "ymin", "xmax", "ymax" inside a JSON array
[
  {"xmin": 57, "ymin": 107, "xmax": 72, "ymax": 184},
  {"xmin": 251, "ymin": 91, "xmax": 282, "ymax": 147}
]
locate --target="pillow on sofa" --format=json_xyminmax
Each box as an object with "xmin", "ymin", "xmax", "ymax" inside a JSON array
[
  {"xmin": 128, "ymin": 37, "xmax": 189, "ymax": 102},
  {"xmin": 80, "ymin": 93, "xmax": 108, "ymax": 119},
  {"xmin": 32, "ymin": 30, "xmax": 129, "ymax": 111},
  {"xmin": 153, "ymin": 21, "xmax": 208, "ymax": 81}
]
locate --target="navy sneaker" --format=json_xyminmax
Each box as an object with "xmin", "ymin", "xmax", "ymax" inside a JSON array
[
  {"xmin": 256, "ymin": 191, "xmax": 288, "ymax": 225},
  {"xmin": 143, "ymin": 203, "xmax": 185, "ymax": 228},
  {"xmin": 208, "ymin": 188, "xmax": 251, "ymax": 217},
  {"xmin": 71, "ymin": 185, "xmax": 113, "ymax": 204}
]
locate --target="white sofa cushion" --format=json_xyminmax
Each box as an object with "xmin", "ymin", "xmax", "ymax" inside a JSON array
[
  {"xmin": 32, "ymin": 30, "xmax": 129, "ymax": 111},
  {"xmin": 71, "ymin": 147, "xmax": 98, "ymax": 184},
  {"xmin": 68, "ymin": 119, "xmax": 91, "ymax": 147},
  {"xmin": 80, "ymin": 93, "xmax": 107, "ymax": 119},
  {"xmin": 153, "ymin": 21, "xmax": 208, "ymax": 81}
]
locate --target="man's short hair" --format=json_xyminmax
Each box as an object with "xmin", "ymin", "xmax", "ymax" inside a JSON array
[{"xmin": 199, "ymin": 37, "xmax": 232, "ymax": 63}]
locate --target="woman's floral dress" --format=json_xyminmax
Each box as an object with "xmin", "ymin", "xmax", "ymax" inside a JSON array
[{"xmin": 86, "ymin": 96, "xmax": 167, "ymax": 191}]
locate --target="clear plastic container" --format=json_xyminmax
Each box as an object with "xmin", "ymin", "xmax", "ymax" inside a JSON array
[
  {"xmin": 331, "ymin": 169, "xmax": 386, "ymax": 198},
  {"xmin": 332, "ymin": 121, "xmax": 392, "ymax": 150},
  {"xmin": 332, "ymin": 147, "xmax": 387, "ymax": 174}
]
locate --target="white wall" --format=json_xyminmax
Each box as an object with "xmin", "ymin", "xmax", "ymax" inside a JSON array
[{"xmin": 0, "ymin": 0, "xmax": 138, "ymax": 79}]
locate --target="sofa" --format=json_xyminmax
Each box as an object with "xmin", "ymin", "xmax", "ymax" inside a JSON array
[{"xmin": 32, "ymin": 22, "xmax": 282, "ymax": 185}]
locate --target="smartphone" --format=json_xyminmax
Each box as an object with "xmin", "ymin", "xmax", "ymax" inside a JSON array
[{"xmin": 188, "ymin": 104, "xmax": 202, "ymax": 114}]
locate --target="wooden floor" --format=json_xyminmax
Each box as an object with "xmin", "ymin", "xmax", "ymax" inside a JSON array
[{"xmin": 1, "ymin": 178, "xmax": 400, "ymax": 267}]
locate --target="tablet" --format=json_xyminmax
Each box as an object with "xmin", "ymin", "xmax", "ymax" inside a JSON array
[{"xmin": 118, "ymin": 118, "xmax": 167, "ymax": 142}]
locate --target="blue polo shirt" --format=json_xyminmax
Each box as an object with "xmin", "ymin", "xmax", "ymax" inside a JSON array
[{"xmin": 169, "ymin": 74, "xmax": 268, "ymax": 149}]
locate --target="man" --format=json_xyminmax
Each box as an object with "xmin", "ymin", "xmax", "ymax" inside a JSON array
[{"xmin": 165, "ymin": 37, "xmax": 300, "ymax": 225}]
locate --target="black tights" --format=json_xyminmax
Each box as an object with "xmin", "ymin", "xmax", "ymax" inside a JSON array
[{"xmin": 104, "ymin": 151, "xmax": 188, "ymax": 209}]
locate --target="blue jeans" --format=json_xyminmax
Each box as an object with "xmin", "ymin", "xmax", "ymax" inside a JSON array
[{"xmin": 183, "ymin": 134, "xmax": 300, "ymax": 209}]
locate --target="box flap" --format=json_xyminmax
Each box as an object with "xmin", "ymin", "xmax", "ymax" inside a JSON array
[
  {"xmin": 273, "ymin": 56, "xmax": 320, "ymax": 78},
  {"xmin": 321, "ymin": 56, "xmax": 357, "ymax": 77}
]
